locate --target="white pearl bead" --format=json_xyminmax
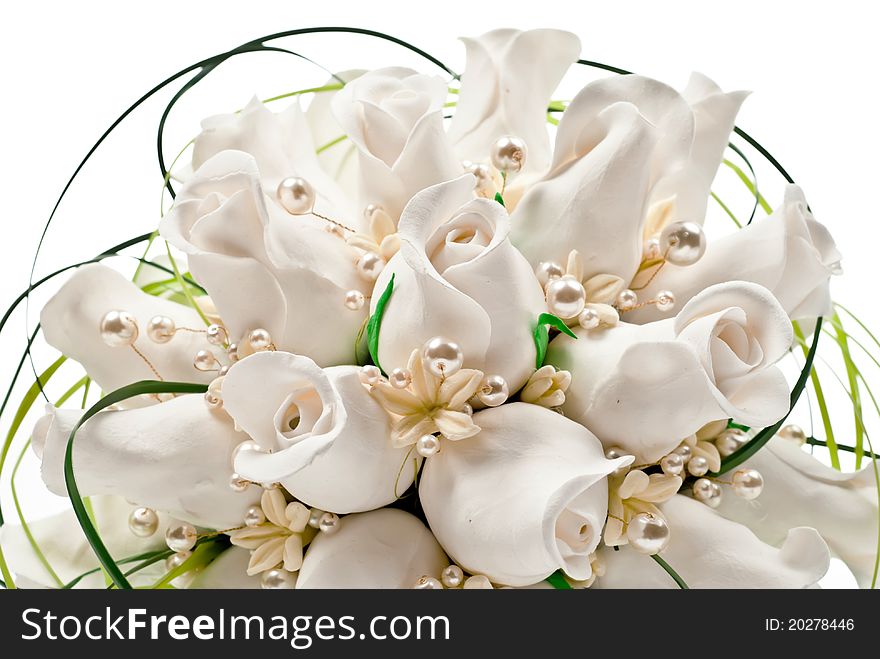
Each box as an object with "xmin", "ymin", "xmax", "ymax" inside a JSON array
[
  {"xmin": 308, "ymin": 508, "xmax": 325, "ymax": 529},
  {"xmin": 625, "ymin": 512, "xmax": 670, "ymax": 555},
  {"xmin": 413, "ymin": 576, "xmax": 444, "ymax": 589},
  {"xmin": 732, "ymin": 468, "xmax": 764, "ymax": 500},
  {"xmin": 193, "ymin": 349, "xmax": 219, "ymax": 371},
  {"xmin": 643, "ymin": 237, "xmax": 662, "ymax": 261},
  {"xmin": 778, "ymin": 424, "xmax": 807, "ymax": 445},
  {"xmin": 356, "ymin": 252, "xmax": 385, "ymax": 281},
  {"xmin": 206, "ymin": 324, "xmax": 228, "ymax": 346},
  {"xmin": 466, "ymin": 162, "xmax": 494, "ymax": 195},
  {"xmin": 706, "ymin": 481, "xmax": 723, "ymax": 508},
  {"xmin": 389, "ymin": 368, "xmax": 412, "ymax": 389},
  {"xmin": 277, "ymin": 177, "xmax": 315, "ymax": 215},
  {"xmin": 422, "ymin": 337, "xmax": 464, "ymax": 378},
  {"xmin": 660, "ymin": 452, "xmax": 685, "ymax": 476},
  {"xmin": 416, "ymin": 434, "xmax": 440, "ymax": 458},
  {"xmin": 490, "ymin": 135, "xmax": 527, "ymax": 174},
  {"xmin": 324, "ymin": 223, "xmax": 344, "ymax": 238},
  {"xmin": 128, "ymin": 507, "xmax": 159, "ymax": 537},
  {"xmin": 654, "ymin": 290, "xmax": 676, "ymax": 312},
  {"xmin": 462, "ymin": 575, "xmax": 493, "ymax": 589},
  {"xmin": 546, "ymin": 276, "xmax": 586, "ymax": 319},
  {"xmin": 687, "ymin": 455, "xmax": 709, "ymax": 477},
  {"xmin": 462, "ymin": 402, "xmax": 473, "ymax": 416},
  {"xmin": 441, "ymin": 565, "xmax": 464, "ymax": 588},
  {"xmin": 605, "ymin": 446, "xmax": 631, "ymax": 475},
  {"xmin": 165, "ymin": 522, "xmax": 197, "ymax": 553},
  {"xmin": 615, "ymin": 289, "xmax": 638, "ymax": 311},
  {"xmin": 243, "ymin": 506, "xmax": 266, "ymax": 527},
  {"xmin": 146, "ymin": 315, "xmax": 175, "ymax": 343},
  {"xmin": 165, "ymin": 550, "xmax": 192, "ymax": 571},
  {"xmin": 229, "ymin": 474, "xmax": 250, "ymax": 492},
  {"xmin": 248, "ymin": 328, "xmax": 273, "ymax": 351},
  {"xmin": 226, "ymin": 343, "xmax": 240, "ymax": 363},
  {"xmin": 692, "ymin": 477, "xmax": 714, "ymax": 501},
  {"xmin": 535, "ymin": 261, "xmax": 565, "ymax": 288},
  {"xmin": 477, "ymin": 374, "xmax": 509, "ymax": 407},
  {"xmin": 578, "ymin": 307, "xmax": 600, "ymax": 330},
  {"xmin": 715, "ymin": 428, "xmax": 747, "ymax": 457},
  {"xmin": 344, "ymin": 290, "xmax": 365, "ymax": 310},
  {"xmin": 673, "ymin": 444, "xmax": 692, "ymax": 462},
  {"xmin": 358, "ymin": 364, "xmax": 382, "ymax": 386},
  {"xmin": 660, "ymin": 221, "xmax": 707, "ymax": 266},
  {"xmin": 100, "ymin": 310, "xmax": 139, "ymax": 347},
  {"xmin": 261, "ymin": 568, "xmax": 296, "ymax": 589},
  {"xmin": 319, "ymin": 512, "xmax": 340, "ymax": 534}
]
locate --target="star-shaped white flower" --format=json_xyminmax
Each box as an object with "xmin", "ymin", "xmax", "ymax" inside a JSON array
[
  {"xmin": 346, "ymin": 206, "xmax": 400, "ymax": 261},
  {"xmin": 228, "ymin": 489, "xmax": 310, "ymax": 576},
  {"xmin": 604, "ymin": 469, "xmax": 682, "ymax": 547},
  {"xmin": 519, "ymin": 365, "xmax": 571, "ymax": 408}
]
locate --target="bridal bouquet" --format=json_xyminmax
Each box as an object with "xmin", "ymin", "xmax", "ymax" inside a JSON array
[{"xmin": 1, "ymin": 27, "xmax": 876, "ymax": 591}]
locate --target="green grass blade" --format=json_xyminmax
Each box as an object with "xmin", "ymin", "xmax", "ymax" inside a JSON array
[
  {"xmin": 149, "ymin": 540, "xmax": 225, "ymax": 589},
  {"xmin": 316, "ymin": 134, "xmax": 347, "ymax": 154},
  {"xmin": 545, "ymin": 569, "xmax": 572, "ymax": 589},
  {"xmin": 164, "ymin": 242, "xmax": 210, "ymax": 326},
  {"xmin": 794, "ymin": 322, "xmax": 839, "ymax": 469},
  {"xmin": 709, "ymin": 191, "xmax": 742, "ymax": 228},
  {"xmin": 651, "ymin": 554, "xmax": 689, "ymax": 589},
  {"xmin": 722, "ymin": 158, "xmax": 773, "ymax": 214},
  {"xmin": 828, "ymin": 312, "xmax": 865, "ymax": 466},
  {"xmin": 260, "ymin": 82, "xmax": 344, "ymax": 105}
]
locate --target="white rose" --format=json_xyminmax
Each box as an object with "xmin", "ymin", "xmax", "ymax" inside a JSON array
[
  {"xmin": 32, "ymin": 395, "xmax": 254, "ymax": 528},
  {"xmin": 420, "ymin": 403, "xmax": 631, "ymax": 587},
  {"xmin": 296, "ymin": 508, "xmax": 447, "ymax": 589},
  {"xmin": 331, "ymin": 67, "xmax": 461, "ymax": 221},
  {"xmin": 447, "ymin": 29, "xmax": 581, "ymax": 177},
  {"xmin": 160, "ymin": 150, "xmax": 366, "ymax": 366},
  {"xmin": 547, "ymin": 281, "xmax": 793, "ymax": 463},
  {"xmin": 372, "ymin": 176, "xmax": 546, "ymax": 392},
  {"xmin": 221, "ymin": 351, "xmax": 414, "ymax": 514}
]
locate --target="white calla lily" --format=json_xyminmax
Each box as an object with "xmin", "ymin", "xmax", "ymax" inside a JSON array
[
  {"xmin": 594, "ymin": 494, "xmax": 830, "ymax": 588},
  {"xmin": 221, "ymin": 351, "xmax": 414, "ymax": 514},
  {"xmin": 420, "ymin": 403, "xmax": 631, "ymax": 587},
  {"xmin": 33, "ymin": 395, "xmax": 255, "ymax": 528},
  {"xmin": 548, "ymin": 281, "xmax": 792, "ymax": 463},
  {"xmin": 296, "ymin": 508, "xmax": 447, "ymax": 588},
  {"xmin": 373, "ymin": 176, "xmax": 546, "ymax": 393},
  {"xmin": 189, "ymin": 547, "xmax": 263, "ymax": 589}
]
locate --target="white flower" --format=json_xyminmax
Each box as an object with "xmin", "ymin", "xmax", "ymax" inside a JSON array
[
  {"xmin": 40, "ymin": 264, "xmax": 220, "ymax": 396},
  {"xmin": 160, "ymin": 150, "xmax": 366, "ymax": 366},
  {"xmin": 372, "ymin": 176, "xmax": 546, "ymax": 393},
  {"xmin": 630, "ymin": 185, "xmax": 842, "ymax": 323},
  {"xmin": 604, "ymin": 469, "xmax": 683, "ymax": 547},
  {"xmin": 519, "ymin": 365, "xmax": 571, "ymax": 408},
  {"xmin": 716, "ymin": 437, "xmax": 879, "ymax": 588},
  {"xmin": 227, "ymin": 489, "xmax": 310, "ymax": 575},
  {"xmin": 447, "ymin": 29, "xmax": 581, "ymax": 177},
  {"xmin": 296, "ymin": 509, "xmax": 448, "ymax": 589},
  {"xmin": 419, "ymin": 403, "xmax": 632, "ymax": 587},
  {"xmin": 32, "ymin": 395, "xmax": 256, "ymax": 529},
  {"xmin": 189, "ymin": 547, "xmax": 263, "ymax": 589},
  {"xmin": 346, "ymin": 205, "xmax": 400, "ymax": 261},
  {"xmin": 547, "ymin": 281, "xmax": 793, "ymax": 463},
  {"xmin": 331, "ymin": 67, "xmax": 461, "ymax": 221},
  {"xmin": 221, "ymin": 351, "xmax": 414, "ymax": 514},
  {"xmin": 594, "ymin": 495, "xmax": 830, "ymax": 588}
]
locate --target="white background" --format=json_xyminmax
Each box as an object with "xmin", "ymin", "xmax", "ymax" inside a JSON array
[{"xmin": 1, "ymin": 0, "xmax": 877, "ymax": 588}]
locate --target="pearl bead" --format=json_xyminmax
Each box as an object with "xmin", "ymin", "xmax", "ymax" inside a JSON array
[
  {"xmin": 193, "ymin": 349, "xmax": 219, "ymax": 371},
  {"xmin": 146, "ymin": 315, "xmax": 175, "ymax": 343},
  {"xmin": 626, "ymin": 512, "xmax": 670, "ymax": 555},
  {"xmin": 673, "ymin": 444, "xmax": 692, "ymax": 462},
  {"xmin": 441, "ymin": 565, "xmax": 464, "ymax": 588},
  {"xmin": 244, "ymin": 506, "xmax": 266, "ymax": 527},
  {"xmin": 615, "ymin": 289, "xmax": 638, "ymax": 311},
  {"xmin": 478, "ymin": 374, "xmax": 509, "ymax": 407},
  {"xmin": 100, "ymin": 310, "xmax": 139, "ymax": 347},
  {"xmin": 358, "ymin": 364, "xmax": 382, "ymax": 386},
  {"xmin": 706, "ymin": 481, "xmax": 723, "ymax": 508},
  {"xmin": 692, "ymin": 478, "xmax": 714, "ymax": 501},
  {"xmin": 462, "ymin": 575, "xmax": 493, "ymax": 589},
  {"xmin": 344, "ymin": 289, "xmax": 365, "ymax": 310},
  {"xmin": 248, "ymin": 328, "xmax": 273, "ymax": 351},
  {"xmin": 206, "ymin": 324, "xmax": 228, "ymax": 346},
  {"xmin": 261, "ymin": 568, "xmax": 296, "ymax": 589},
  {"xmin": 604, "ymin": 446, "xmax": 626, "ymax": 460},
  {"xmin": 654, "ymin": 290, "xmax": 676, "ymax": 312},
  {"xmin": 389, "ymin": 368, "xmax": 412, "ymax": 389},
  {"xmin": 490, "ymin": 135, "xmax": 527, "ymax": 174},
  {"xmin": 229, "ymin": 474, "xmax": 250, "ymax": 492},
  {"xmin": 660, "ymin": 221, "xmax": 707, "ymax": 266},
  {"xmin": 535, "ymin": 261, "xmax": 565, "ymax": 288},
  {"xmin": 732, "ymin": 468, "xmax": 764, "ymax": 500},
  {"xmin": 467, "ymin": 162, "xmax": 494, "ymax": 195},
  {"xmin": 308, "ymin": 508, "xmax": 325, "ymax": 529},
  {"xmin": 319, "ymin": 512, "xmax": 340, "ymax": 534},
  {"xmin": 778, "ymin": 424, "xmax": 807, "ymax": 445},
  {"xmin": 716, "ymin": 428, "xmax": 747, "ymax": 457},
  {"xmin": 277, "ymin": 177, "xmax": 315, "ymax": 215},
  {"xmin": 218, "ymin": 365, "xmax": 230, "ymax": 377},
  {"xmin": 462, "ymin": 403, "xmax": 473, "ymax": 416},
  {"xmin": 364, "ymin": 203, "xmax": 383, "ymax": 221},
  {"xmin": 687, "ymin": 455, "xmax": 709, "ymax": 477},
  {"xmin": 165, "ymin": 551, "xmax": 192, "ymax": 571},
  {"xmin": 643, "ymin": 237, "xmax": 662, "ymax": 261},
  {"xmin": 660, "ymin": 452, "xmax": 685, "ymax": 476},
  {"xmin": 128, "ymin": 507, "xmax": 159, "ymax": 537},
  {"xmin": 226, "ymin": 343, "xmax": 240, "ymax": 363},
  {"xmin": 413, "ymin": 576, "xmax": 444, "ymax": 590},
  {"xmin": 356, "ymin": 252, "xmax": 385, "ymax": 281},
  {"xmin": 422, "ymin": 337, "xmax": 464, "ymax": 377},
  {"xmin": 546, "ymin": 276, "xmax": 586, "ymax": 319},
  {"xmin": 416, "ymin": 434, "xmax": 440, "ymax": 458},
  {"xmin": 165, "ymin": 522, "xmax": 197, "ymax": 553},
  {"xmin": 578, "ymin": 307, "xmax": 600, "ymax": 330},
  {"xmin": 324, "ymin": 223, "xmax": 344, "ymax": 238}
]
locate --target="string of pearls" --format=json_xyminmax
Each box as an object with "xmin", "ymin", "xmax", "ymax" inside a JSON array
[{"xmin": 413, "ymin": 566, "xmax": 493, "ymax": 589}]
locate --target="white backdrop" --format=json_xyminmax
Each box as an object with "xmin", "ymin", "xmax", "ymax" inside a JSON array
[{"xmin": 1, "ymin": 0, "xmax": 877, "ymax": 588}]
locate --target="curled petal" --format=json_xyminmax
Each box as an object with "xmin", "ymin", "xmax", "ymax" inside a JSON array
[{"xmin": 432, "ymin": 409, "xmax": 480, "ymax": 441}]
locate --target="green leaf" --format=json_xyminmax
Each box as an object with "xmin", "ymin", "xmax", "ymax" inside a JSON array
[
  {"xmin": 367, "ymin": 274, "xmax": 395, "ymax": 373},
  {"xmin": 651, "ymin": 555, "xmax": 689, "ymax": 589},
  {"xmin": 494, "ymin": 192, "xmax": 505, "ymax": 207},
  {"xmin": 64, "ymin": 380, "xmax": 209, "ymax": 590},
  {"xmin": 150, "ymin": 540, "xmax": 225, "ymax": 589},
  {"xmin": 545, "ymin": 570, "xmax": 572, "ymax": 589},
  {"xmin": 354, "ymin": 316, "xmax": 371, "ymax": 366},
  {"xmin": 533, "ymin": 313, "xmax": 577, "ymax": 369}
]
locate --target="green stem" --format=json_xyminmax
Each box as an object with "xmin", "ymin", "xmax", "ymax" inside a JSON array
[{"xmin": 651, "ymin": 554, "xmax": 689, "ymax": 589}]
